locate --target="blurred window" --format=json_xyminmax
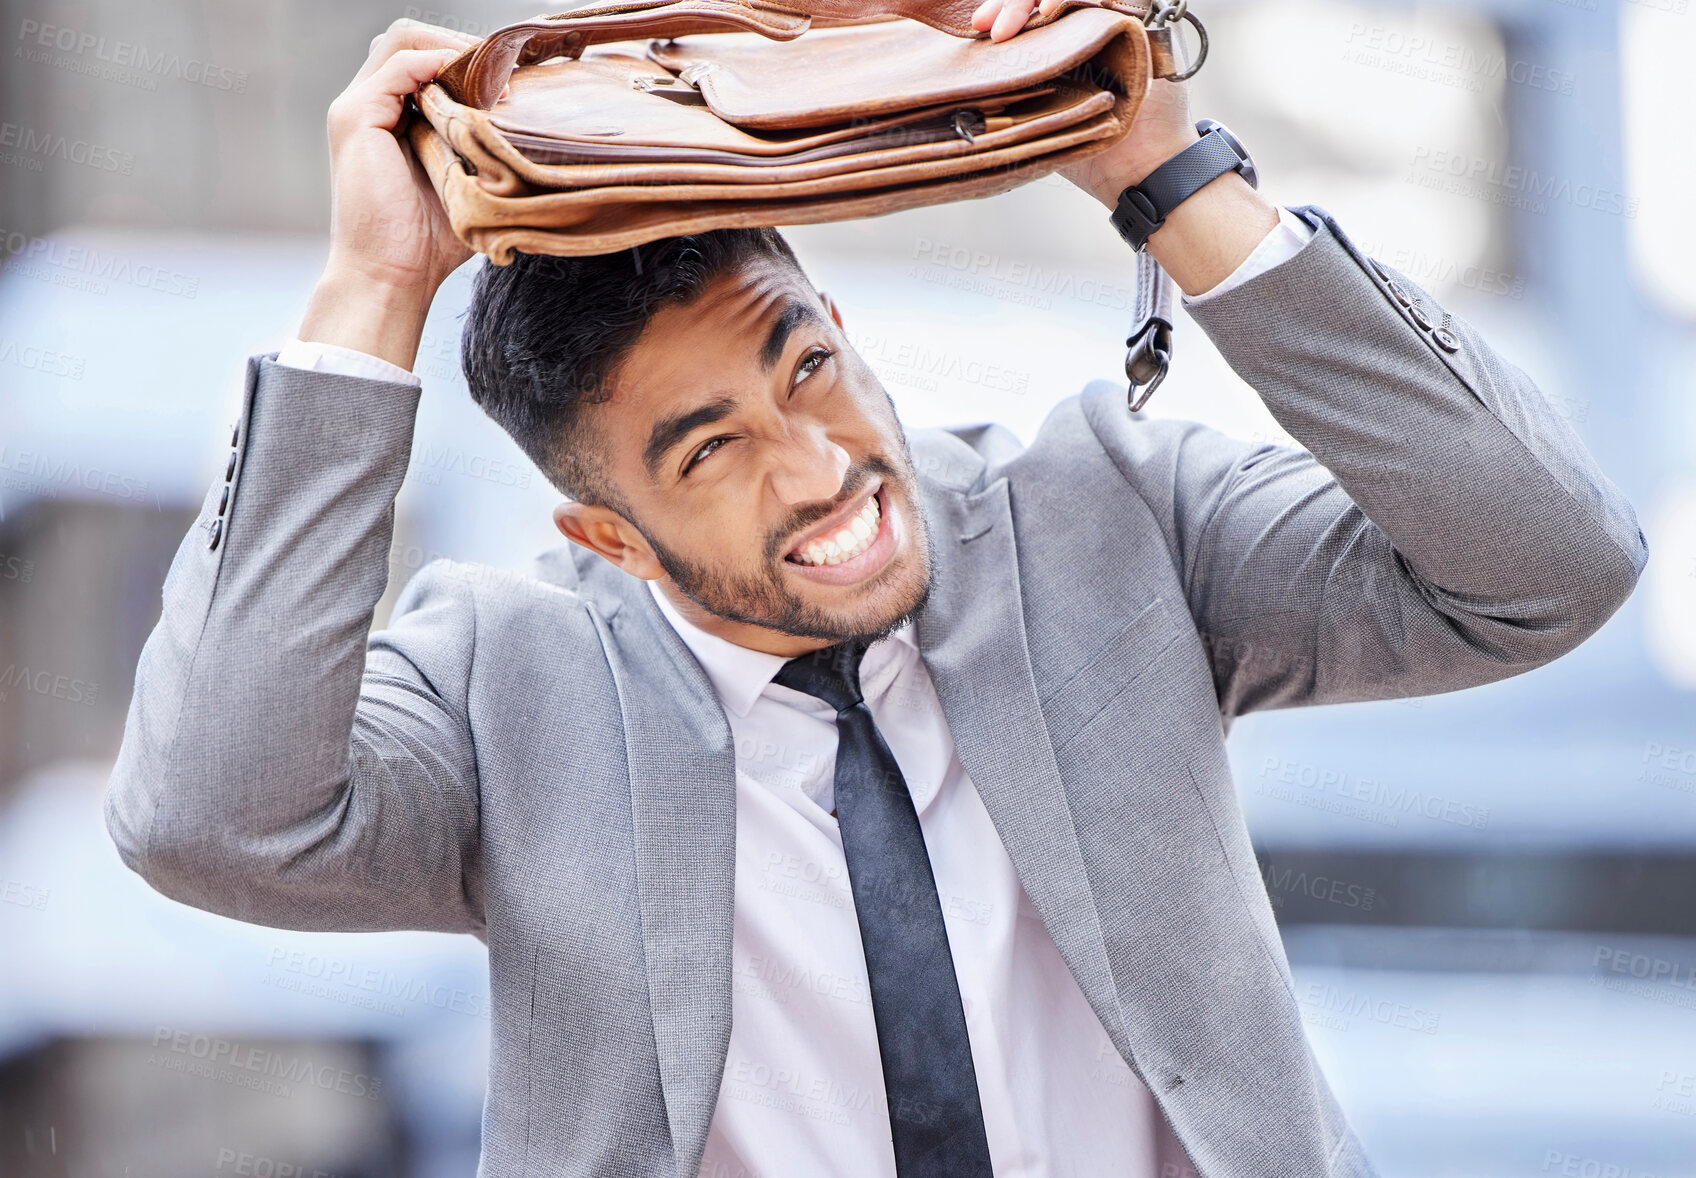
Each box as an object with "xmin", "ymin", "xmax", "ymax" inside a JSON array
[
  {"xmin": 1621, "ymin": 1, "xmax": 1696, "ymax": 318},
  {"xmin": 1193, "ymin": 0, "xmax": 1510, "ymax": 302}
]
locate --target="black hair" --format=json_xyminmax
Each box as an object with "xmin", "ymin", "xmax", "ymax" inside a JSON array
[{"xmin": 460, "ymin": 227, "xmax": 805, "ymax": 509}]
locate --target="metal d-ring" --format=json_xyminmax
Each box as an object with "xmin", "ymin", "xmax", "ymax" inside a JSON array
[
  {"xmin": 1124, "ymin": 316, "xmax": 1173, "ymax": 411},
  {"xmin": 1167, "ymin": 10, "xmax": 1209, "ymax": 82},
  {"xmin": 1145, "ymin": 2, "xmax": 1209, "ymax": 82}
]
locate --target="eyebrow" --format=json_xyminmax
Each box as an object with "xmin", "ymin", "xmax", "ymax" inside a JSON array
[
  {"xmin": 759, "ymin": 297, "xmax": 826, "ymax": 373},
  {"xmin": 642, "ymin": 297, "xmax": 830, "ymax": 479},
  {"xmin": 643, "ymin": 395, "xmax": 738, "ymax": 479}
]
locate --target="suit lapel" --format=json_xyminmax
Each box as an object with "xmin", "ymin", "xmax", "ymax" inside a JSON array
[
  {"xmin": 585, "ymin": 562, "xmax": 737, "ymax": 1178},
  {"xmin": 915, "ymin": 477, "xmax": 1130, "ymax": 1054}
]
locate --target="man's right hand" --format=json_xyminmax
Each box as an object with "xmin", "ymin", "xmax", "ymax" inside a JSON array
[{"xmin": 297, "ymin": 20, "xmax": 480, "ymax": 371}]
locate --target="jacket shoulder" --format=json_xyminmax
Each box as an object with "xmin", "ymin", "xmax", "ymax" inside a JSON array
[
  {"xmin": 904, "ymin": 383, "xmax": 1172, "ymax": 493},
  {"xmin": 905, "ymin": 419, "xmax": 1019, "ymax": 495},
  {"xmin": 1018, "ymin": 380, "xmax": 1268, "ymax": 497},
  {"xmin": 389, "ymin": 553, "xmax": 589, "ymax": 634},
  {"xmin": 910, "ymin": 382, "xmax": 1224, "ymax": 497}
]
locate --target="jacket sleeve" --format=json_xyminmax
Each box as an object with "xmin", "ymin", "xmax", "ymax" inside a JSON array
[
  {"xmin": 1081, "ymin": 206, "xmax": 1647, "ymax": 721},
  {"xmin": 103, "ymin": 355, "xmax": 485, "ymax": 936}
]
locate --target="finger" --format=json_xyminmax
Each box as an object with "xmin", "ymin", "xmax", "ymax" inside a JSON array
[
  {"xmin": 990, "ymin": 0, "xmax": 1037, "ymax": 42},
  {"xmin": 971, "ymin": 0, "xmax": 1003, "ymax": 33},
  {"xmin": 353, "ymin": 19, "xmax": 478, "ymax": 86},
  {"xmin": 330, "ymin": 47, "xmax": 461, "ymax": 140},
  {"xmin": 365, "ymin": 46, "xmax": 463, "ymax": 102}
]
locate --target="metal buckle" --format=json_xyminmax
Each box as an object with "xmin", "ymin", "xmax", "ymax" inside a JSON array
[
  {"xmin": 950, "ymin": 109, "xmax": 987, "ymax": 144},
  {"xmin": 1124, "ymin": 322, "xmax": 1172, "ymax": 412}
]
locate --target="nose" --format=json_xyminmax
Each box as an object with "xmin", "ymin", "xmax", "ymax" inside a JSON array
[{"xmin": 768, "ymin": 427, "xmax": 851, "ymax": 507}]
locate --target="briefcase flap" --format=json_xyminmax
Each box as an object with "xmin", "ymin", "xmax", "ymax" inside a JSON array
[
  {"xmin": 484, "ymin": 50, "xmax": 1107, "ymax": 162},
  {"xmin": 646, "ymin": 9, "xmax": 1140, "ymax": 129}
]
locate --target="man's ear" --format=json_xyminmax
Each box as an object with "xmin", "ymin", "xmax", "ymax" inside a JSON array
[
  {"xmin": 819, "ymin": 289, "xmax": 845, "ymax": 331},
  {"xmin": 552, "ymin": 500, "xmax": 665, "ymax": 580}
]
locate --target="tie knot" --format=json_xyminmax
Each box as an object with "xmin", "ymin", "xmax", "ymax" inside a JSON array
[{"xmin": 772, "ymin": 640, "xmax": 868, "ymax": 714}]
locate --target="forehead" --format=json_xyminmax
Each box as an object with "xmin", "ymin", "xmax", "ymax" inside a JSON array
[{"xmin": 608, "ymin": 258, "xmax": 821, "ymax": 415}]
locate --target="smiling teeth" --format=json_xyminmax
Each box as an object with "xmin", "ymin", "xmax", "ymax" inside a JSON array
[{"xmin": 792, "ymin": 496, "xmax": 881, "ymax": 567}]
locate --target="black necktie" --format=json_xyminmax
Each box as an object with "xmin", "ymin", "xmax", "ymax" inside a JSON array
[{"xmin": 772, "ymin": 641, "xmax": 995, "ymax": 1177}]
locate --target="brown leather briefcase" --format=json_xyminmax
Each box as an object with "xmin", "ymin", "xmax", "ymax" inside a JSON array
[{"xmin": 409, "ymin": 0, "xmax": 1178, "ymax": 262}]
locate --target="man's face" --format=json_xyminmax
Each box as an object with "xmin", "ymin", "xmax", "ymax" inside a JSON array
[{"xmin": 556, "ymin": 256, "xmax": 934, "ymax": 651}]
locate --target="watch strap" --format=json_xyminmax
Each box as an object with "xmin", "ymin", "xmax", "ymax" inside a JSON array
[
  {"xmin": 1138, "ymin": 130, "xmax": 1247, "ymax": 217},
  {"xmin": 1110, "ymin": 128, "xmax": 1250, "ymax": 251}
]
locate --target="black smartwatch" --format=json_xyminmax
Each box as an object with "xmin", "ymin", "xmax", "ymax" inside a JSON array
[{"xmin": 1110, "ymin": 119, "xmax": 1258, "ymax": 252}]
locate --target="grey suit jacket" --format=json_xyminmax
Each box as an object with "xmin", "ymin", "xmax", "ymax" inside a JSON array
[{"xmin": 105, "ymin": 208, "xmax": 1646, "ymax": 1177}]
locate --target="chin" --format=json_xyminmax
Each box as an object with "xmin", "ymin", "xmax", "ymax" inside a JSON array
[
  {"xmin": 791, "ymin": 524, "xmax": 935, "ymax": 644},
  {"xmin": 654, "ymin": 478, "xmax": 934, "ymax": 644}
]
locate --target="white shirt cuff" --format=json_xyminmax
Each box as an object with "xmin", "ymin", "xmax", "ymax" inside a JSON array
[
  {"xmin": 274, "ymin": 338, "xmax": 422, "ymax": 388},
  {"xmin": 1183, "ymin": 206, "xmax": 1316, "ymax": 306}
]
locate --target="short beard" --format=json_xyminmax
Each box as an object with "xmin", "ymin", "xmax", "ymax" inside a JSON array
[{"xmin": 641, "ymin": 457, "xmax": 935, "ymax": 644}]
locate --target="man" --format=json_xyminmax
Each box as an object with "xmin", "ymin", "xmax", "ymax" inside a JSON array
[{"xmin": 104, "ymin": 5, "xmax": 1646, "ymax": 1176}]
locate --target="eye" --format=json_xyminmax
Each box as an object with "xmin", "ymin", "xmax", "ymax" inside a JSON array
[
  {"xmin": 794, "ymin": 346, "xmax": 834, "ymax": 385},
  {"xmin": 683, "ymin": 435, "xmax": 731, "ymax": 476}
]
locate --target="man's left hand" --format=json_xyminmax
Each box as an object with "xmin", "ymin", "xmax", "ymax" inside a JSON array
[
  {"xmin": 971, "ymin": 0, "xmax": 1197, "ymax": 204},
  {"xmin": 970, "ymin": 0, "xmax": 1281, "ymax": 296}
]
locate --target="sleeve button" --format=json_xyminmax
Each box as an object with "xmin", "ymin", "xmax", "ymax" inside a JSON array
[
  {"xmin": 1409, "ymin": 303, "xmax": 1435, "ymax": 331},
  {"xmin": 1385, "ymin": 280, "xmax": 1412, "ymax": 307},
  {"xmin": 225, "ymin": 450, "xmax": 237, "ymax": 481},
  {"xmin": 230, "ymin": 423, "xmax": 240, "ymax": 447},
  {"xmin": 1432, "ymin": 327, "xmax": 1461, "ymax": 353},
  {"xmin": 218, "ymin": 485, "xmax": 229, "ymax": 515},
  {"xmin": 208, "ymin": 518, "xmax": 223, "ymax": 550}
]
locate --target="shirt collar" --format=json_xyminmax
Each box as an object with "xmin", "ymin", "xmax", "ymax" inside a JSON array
[{"xmin": 645, "ymin": 578, "xmax": 918, "ymax": 719}]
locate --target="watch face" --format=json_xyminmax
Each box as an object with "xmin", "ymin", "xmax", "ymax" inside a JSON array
[{"xmin": 1195, "ymin": 118, "xmax": 1259, "ymax": 190}]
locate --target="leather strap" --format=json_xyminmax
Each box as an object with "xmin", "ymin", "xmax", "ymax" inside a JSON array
[
  {"xmin": 771, "ymin": 0, "xmax": 1148, "ymax": 36},
  {"xmin": 436, "ymin": 0, "xmax": 1152, "ymax": 110},
  {"xmin": 437, "ymin": 0, "xmax": 808, "ymax": 110},
  {"xmin": 1123, "ymin": 250, "xmax": 1175, "ymax": 411}
]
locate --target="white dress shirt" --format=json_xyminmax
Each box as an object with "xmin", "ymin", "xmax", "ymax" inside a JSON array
[
  {"xmin": 275, "ymin": 210, "xmax": 1315, "ymax": 1176},
  {"xmin": 649, "ymin": 587, "xmax": 1165, "ymax": 1178}
]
